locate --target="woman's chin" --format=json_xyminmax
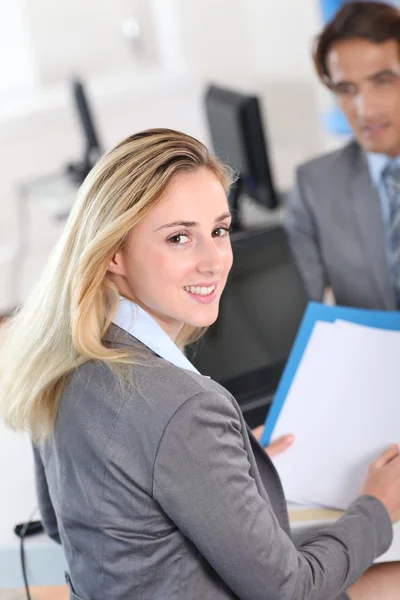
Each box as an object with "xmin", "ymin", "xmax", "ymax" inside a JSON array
[{"xmin": 189, "ymin": 309, "xmax": 219, "ymax": 328}]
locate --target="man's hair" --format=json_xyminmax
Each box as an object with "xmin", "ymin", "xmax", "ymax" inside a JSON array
[{"xmin": 313, "ymin": 1, "xmax": 400, "ymax": 85}]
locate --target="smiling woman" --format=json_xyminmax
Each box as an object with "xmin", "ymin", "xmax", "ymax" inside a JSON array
[
  {"xmin": 1, "ymin": 128, "xmax": 400, "ymax": 600},
  {"xmin": 108, "ymin": 169, "xmax": 233, "ymax": 340}
]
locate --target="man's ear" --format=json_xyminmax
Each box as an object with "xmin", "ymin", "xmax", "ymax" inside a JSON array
[{"xmin": 107, "ymin": 251, "xmax": 125, "ymax": 276}]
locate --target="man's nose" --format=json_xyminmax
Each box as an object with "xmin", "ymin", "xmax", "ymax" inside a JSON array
[{"xmin": 354, "ymin": 86, "xmax": 381, "ymax": 120}]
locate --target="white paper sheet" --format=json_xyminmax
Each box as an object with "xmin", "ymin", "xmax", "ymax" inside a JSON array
[{"xmin": 271, "ymin": 320, "xmax": 400, "ymax": 510}]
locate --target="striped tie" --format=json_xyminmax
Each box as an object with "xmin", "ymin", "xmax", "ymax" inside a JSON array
[{"xmin": 383, "ymin": 162, "xmax": 400, "ymax": 308}]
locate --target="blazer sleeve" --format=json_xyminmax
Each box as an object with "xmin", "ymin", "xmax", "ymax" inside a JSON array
[
  {"xmin": 153, "ymin": 391, "xmax": 392, "ymax": 600},
  {"xmin": 284, "ymin": 167, "xmax": 328, "ymax": 302},
  {"xmin": 32, "ymin": 445, "xmax": 61, "ymax": 544}
]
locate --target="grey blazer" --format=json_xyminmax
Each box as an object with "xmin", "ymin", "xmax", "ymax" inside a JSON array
[
  {"xmin": 285, "ymin": 140, "xmax": 397, "ymax": 310},
  {"xmin": 34, "ymin": 324, "xmax": 392, "ymax": 600}
]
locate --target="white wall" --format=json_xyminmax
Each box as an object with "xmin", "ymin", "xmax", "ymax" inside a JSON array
[
  {"xmin": 248, "ymin": 0, "xmax": 321, "ymax": 80},
  {"xmin": 0, "ymin": 0, "xmax": 36, "ymax": 98},
  {"xmin": 163, "ymin": 0, "xmax": 321, "ymax": 81},
  {"xmin": 22, "ymin": 0, "xmax": 159, "ymax": 85},
  {"xmin": 3, "ymin": 0, "xmax": 323, "ymax": 90}
]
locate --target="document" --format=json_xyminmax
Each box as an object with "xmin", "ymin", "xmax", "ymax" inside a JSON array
[{"xmin": 266, "ymin": 316, "xmax": 400, "ymax": 510}]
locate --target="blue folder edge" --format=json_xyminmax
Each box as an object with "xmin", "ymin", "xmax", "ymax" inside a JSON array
[{"xmin": 259, "ymin": 301, "xmax": 400, "ymax": 447}]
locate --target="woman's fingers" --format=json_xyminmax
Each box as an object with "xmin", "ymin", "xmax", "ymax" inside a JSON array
[{"xmin": 265, "ymin": 434, "xmax": 294, "ymax": 458}]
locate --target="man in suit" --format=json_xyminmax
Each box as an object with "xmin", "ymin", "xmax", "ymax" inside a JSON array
[{"xmin": 285, "ymin": 1, "xmax": 400, "ymax": 310}]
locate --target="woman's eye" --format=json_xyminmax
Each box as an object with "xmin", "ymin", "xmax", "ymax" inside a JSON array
[
  {"xmin": 168, "ymin": 233, "xmax": 190, "ymax": 245},
  {"xmin": 212, "ymin": 226, "xmax": 231, "ymax": 238}
]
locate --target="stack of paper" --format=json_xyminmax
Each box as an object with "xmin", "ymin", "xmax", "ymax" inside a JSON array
[{"xmin": 260, "ymin": 302, "xmax": 400, "ymax": 510}]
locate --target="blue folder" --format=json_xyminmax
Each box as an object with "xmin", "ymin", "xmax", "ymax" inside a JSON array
[{"xmin": 259, "ymin": 301, "xmax": 400, "ymax": 447}]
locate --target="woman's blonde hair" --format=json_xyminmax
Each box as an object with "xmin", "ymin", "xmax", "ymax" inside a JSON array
[{"xmin": 0, "ymin": 128, "xmax": 232, "ymax": 441}]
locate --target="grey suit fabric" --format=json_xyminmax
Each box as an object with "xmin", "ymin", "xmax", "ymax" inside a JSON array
[
  {"xmin": 34, "ymin": 324, "xmax": 392, "ymax": 600},
  {"xmin": 285, "ymin": 140, "xmax": 397, "ymax": 310}
]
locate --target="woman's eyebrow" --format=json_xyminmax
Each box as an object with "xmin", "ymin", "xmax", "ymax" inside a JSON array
[
  {"xmin": 216, "ymin": 212, "xmax": 232, "ymax": 222},
  {"xmin": 156, "ymin": 220, "xmax": 197, "ymax": 231},
  {"xmin": 155, "ymin": 213, "xmax": 232, "ymax": 231}
]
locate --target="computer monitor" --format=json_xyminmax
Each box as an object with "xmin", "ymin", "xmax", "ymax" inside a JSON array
[
  {"xmin": 187, "ymin": 226, "xmax": 308, "ymax": 427},
  {"xmin": 67, "ymin": 78, "xmax": 103, "ymax": 185},
  {"xmin": 204, "ymin": 84, "xmax": 278, "ymax": 230}
]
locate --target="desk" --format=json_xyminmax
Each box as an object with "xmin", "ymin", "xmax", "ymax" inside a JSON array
[
  {"xmin": 0, "ymin": 586, "xmax": 68, "ymax": 600},
  {"xmin": 2, "ymin": 505, "xmax": 399, "ymax": 589}
]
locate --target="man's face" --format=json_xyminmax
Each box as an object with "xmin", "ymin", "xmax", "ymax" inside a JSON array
[{"xmin": 327, "ymin": 38, "xmax": 400, "ymax": 157}]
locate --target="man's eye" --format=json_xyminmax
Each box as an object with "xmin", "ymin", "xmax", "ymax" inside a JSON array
[
  {"xmin": 212, "ymin": 226, "xmax": 231, "ymax": 237},
  {"xmin": 375, "ymin": 74, "xmax": 397, "ymax": 86},
  {"xmin": 168, "ymin": 233, "xmax": 189, "ymax": 244},
  {"xmin": 333, "ymin": 83, "xmax": 357, "ymax": 96}
]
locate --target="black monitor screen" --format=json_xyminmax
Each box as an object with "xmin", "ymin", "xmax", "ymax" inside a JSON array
[
  {"xmin": 205, "ymin": 93, "xmax": 250, "ymax": 175},
  {"xmin": 72, "ymin": 78, "xmax": 102, "ymax": 160},
  {"xmin": 67, "ymin": 78, "xmax": 103, "ymax": 185},
  {"xmin": 204, "ymin": 85, "xmax": 278, "ymax": 215}
]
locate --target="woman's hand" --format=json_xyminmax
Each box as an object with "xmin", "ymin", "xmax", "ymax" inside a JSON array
[
  {"xmin": 252, "ymin": 426, "xmax": 294, "ymax": 458},
  {"xmin": 360, "ymin": 444, "xmax": 400, "ymax": 523}
]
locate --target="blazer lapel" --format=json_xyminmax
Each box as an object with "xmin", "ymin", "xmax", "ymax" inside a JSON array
[{"xmin": 349, "ymin": 147, "xmax": 396, "ymax": 310}]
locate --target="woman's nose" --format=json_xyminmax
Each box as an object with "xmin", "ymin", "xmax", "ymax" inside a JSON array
[{"xmin": 196, "ymin": 239, "xmax": 225, "ymax": 275}]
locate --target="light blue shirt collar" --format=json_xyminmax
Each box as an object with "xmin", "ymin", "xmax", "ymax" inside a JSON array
[
  {"xmin": 366, "ymin": 152, "xmax": 400, "ymax": 188},
  {"xmin": 112, "ymin": 296, "xmax": 201, "ymax": 374}
]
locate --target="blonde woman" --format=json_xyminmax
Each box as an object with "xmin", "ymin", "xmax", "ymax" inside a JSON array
[{"xmin": 1, "ymin": 128, "xmax": 400, "ymax": 600}]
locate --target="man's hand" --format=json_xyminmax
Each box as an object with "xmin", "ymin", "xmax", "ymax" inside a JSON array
[{"xmin": 252, "ymin": 425, "xmax": 294, "ymax": 458}]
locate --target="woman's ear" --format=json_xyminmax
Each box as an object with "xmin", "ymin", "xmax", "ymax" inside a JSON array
[{"xmin": 107, "ymin": 251, "xmax": 125, "ymax": 276}]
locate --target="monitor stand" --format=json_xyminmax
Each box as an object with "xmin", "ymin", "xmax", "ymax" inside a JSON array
[{"xmin": 65, "ymin": 144, "xmax": 102, "ymax": 186}]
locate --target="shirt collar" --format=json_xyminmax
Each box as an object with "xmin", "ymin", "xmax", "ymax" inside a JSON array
[
  {"xmin": 366, "ymin": 151, "xmax": 400, "ymax": 187},
  {"xmin": 112, "ymin": 296, "xmax": 201, "ymax": 374}
]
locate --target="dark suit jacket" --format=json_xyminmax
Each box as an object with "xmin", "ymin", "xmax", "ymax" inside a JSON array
[
  {"xmin": 34, "ymin": 325, "xmax": 392, "ymax": 599},
  {"xmin": 285, "ymin": 140, "xmax": 397, "ymax": 310}
]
